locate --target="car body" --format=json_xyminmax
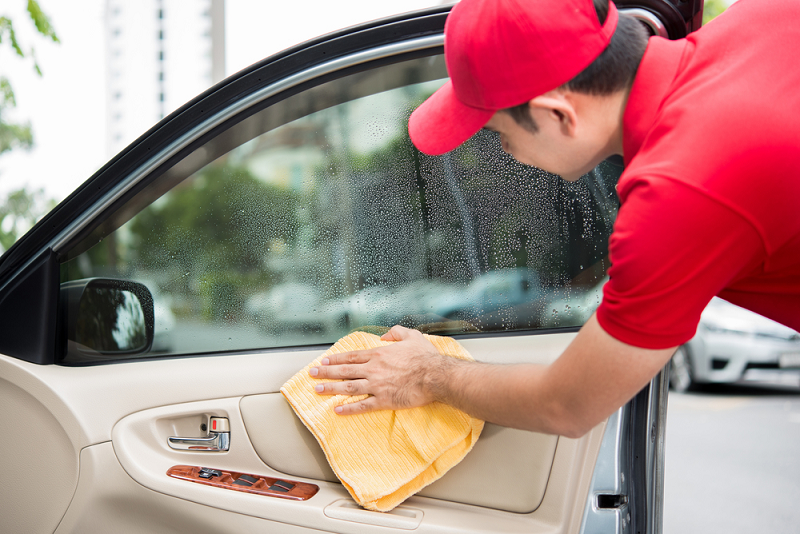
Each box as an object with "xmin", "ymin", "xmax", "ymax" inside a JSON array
[
  {"xmin": 669, "ymin": 297, "xmax": 800, "ymax": 392},
  {"xmin": 0, "ymin": 1, "xmax": 703, "ymax": 533}
]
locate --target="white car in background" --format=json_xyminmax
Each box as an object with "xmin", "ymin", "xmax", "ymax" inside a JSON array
[{"xmin": 669, "ymin": 297, "xmax": 800, "ymax": 392}]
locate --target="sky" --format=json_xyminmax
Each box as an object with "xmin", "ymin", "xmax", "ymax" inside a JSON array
[{"xmin": 0, "ymin": 0, "xmax": 441, "ymax": 204}]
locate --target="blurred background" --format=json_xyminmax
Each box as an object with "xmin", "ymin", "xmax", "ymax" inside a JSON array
[{"xmin": 0, "ymin": 0, "xmax": 440, "ymax": 250}]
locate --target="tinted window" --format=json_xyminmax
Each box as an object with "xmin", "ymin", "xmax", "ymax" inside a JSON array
[{"xmin": 59, "ymin": 52, "xmax": 619, "ymax": 363}]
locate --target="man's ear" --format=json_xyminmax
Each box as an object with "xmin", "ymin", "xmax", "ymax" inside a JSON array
[{"xmin": 528, "ymin": 91, "xmax": 578, "ymax": 136}]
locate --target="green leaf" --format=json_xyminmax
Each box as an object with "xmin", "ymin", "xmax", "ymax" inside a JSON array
[
  {"xmin": 0, "ymin": 120, "xmax": 34, "ymax": 156},
  {"xmin": 0, "ymin": 2, "xmax": 60, "ymax": 158},
  {"xmin": 0, "ymin": 76, "xmax": 29, "ymax": 153},
  {"xmin": 0, "ymin": 17, "xmax": 25, "ymax": 57},
  {"xmin": 0, "ymin": 77, "xmax": 17, "ymax": 107},
  {"xmin": 0, "ymin": 186, "xmax": 54, "ymax": 252},
  {"xmin": 29, "ymin": 47, "xmax": 42, "ymax": 77},
  {"xmin": 26, "ymin": 0, "xmax": 60, "ymax": 43}
]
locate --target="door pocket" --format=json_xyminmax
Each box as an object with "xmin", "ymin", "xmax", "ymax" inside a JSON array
[{"xmin": 240, "ymin": 393, "xmax": 559, "ymax": 513}]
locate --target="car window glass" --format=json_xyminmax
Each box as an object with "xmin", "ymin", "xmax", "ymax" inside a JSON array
[{"xmin": 59, "ymin": 52, "xmax": 620, "ymax": 363}]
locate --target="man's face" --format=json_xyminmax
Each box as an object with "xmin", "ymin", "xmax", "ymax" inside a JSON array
[{"xmin": 482, "ymin": 108, "xmax": 606, "ymax": 182}]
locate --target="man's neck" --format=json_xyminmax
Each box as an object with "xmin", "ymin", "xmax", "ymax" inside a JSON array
[{"xmin": 604, "ymin": 87, "xmax": 630, "ymax": 159}]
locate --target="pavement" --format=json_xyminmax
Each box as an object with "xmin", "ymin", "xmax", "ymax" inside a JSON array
[{"xmin": 663, "ymin": 381, "xmax": 800, "ymax": 533}]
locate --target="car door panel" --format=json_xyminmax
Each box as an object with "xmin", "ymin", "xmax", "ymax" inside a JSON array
[
  {"xmin": 2, "ymin": 332, "xmax": 605, "ymax": 534},
  {"xmin": 102, "ymin": 333, "xmax": 604, "ymax": 534}
]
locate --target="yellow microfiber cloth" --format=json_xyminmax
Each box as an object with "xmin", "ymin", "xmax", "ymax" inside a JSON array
[{"xmin": 280, "ymin": 331, "xmax": 484, "ymax": 512}]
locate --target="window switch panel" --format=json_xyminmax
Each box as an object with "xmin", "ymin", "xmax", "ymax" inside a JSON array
[{"xmin": 167, "ymin": 465, "xmax": 318, "ymax": 501}]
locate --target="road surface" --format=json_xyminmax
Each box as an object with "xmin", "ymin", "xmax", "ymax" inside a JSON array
[{"xmin": 663, "ymin": 380, "xmax": 800, "ymax": 533}]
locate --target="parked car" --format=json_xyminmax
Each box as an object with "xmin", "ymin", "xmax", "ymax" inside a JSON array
[
  {"xmin": 669, "ymin": 297, "xmax": 800, "ymax": 392},
  {"xmin": 432, "ymin": 268, "xmax": 541, "ymax": 319},
  {"xmin": 334, "ymin": 279, "xmax": 460, "ymax": 331},
  {"xmin": 0, "ymin": 1, "xmax": 702, "ymax": 533},
  {"xmin": 245, "ymin": 282, "xmax": 329, "ymax": 334}
]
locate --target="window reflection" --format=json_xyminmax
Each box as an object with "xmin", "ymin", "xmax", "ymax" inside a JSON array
[{"xmin": 60, "ymin": 54, "xmax": 619, "ymax": 361}]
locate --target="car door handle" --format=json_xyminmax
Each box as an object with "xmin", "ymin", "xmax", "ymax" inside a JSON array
[{"xmin": 168, "ymin": 417, "xmax": 230, "ymax": 451}]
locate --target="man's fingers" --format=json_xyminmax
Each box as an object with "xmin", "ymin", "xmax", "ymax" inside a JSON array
[
  {"xmin": 310, "ymin": 349, "xmax": 375, "ymax": 379},
  {"xmin": 310, "ymin": 362, "xmax": 366, "ymax": 380},
  {"xmin": 307, "ymin": 328, "xmax": 437, "ymax": 414},
  {"xmin": 380, "ymin": 324, "xmax": 415, "ymax": 342},
  {"xmin": 322, "ymin": 349, "xmax": 373, "ymax": 366},
  {"xmin": 314, "ymin": 378, "xmax": 368, "ymax": 396},
  {"xmin": 334, "ymin": 396, "xmax": 381, "ymax": 416}
]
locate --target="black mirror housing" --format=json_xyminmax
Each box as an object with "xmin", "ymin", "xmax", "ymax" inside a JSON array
[{"xmin": 60, "ymin": 278, "xmax": 155, "ymax": 362}]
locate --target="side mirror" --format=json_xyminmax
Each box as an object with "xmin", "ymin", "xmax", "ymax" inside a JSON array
[{"xmin": 61, "ymin": 278, "xmax": 154, "ymax": 360}]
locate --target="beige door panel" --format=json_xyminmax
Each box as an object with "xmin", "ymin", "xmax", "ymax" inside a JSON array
[
  {"xmin": 0, "ymin": 348, "xmax": 323, "ymax": 534},
  {"xmin": 0, "ymin": 375, "xmax": 79, "ymax": 534},
  {"xmin": 109, "ymin": 332, "xmax": 604, "ymax": 533},
  {"xmin": 112, "ymin": 391, "xmax": 604, "ymax": 534},
  {"xmin": 234, "ymin": 331, "xmax": 576, "ymax": 490},
  {"xmin": 3, "ymin": 331, "xmax": 604, "ymax": 533},
  {"xmin": 241, "ymin": 391, "xmax": 339, "ymax": 482}
]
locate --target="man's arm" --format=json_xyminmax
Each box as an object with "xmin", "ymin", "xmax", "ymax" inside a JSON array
[{"xmin": 309, "ymin": 314, "xmax": 676, "ymax": 438}]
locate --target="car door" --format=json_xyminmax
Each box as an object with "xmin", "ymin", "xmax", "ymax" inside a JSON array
[{"xmin": 0, "ymin": 2, "xmax": 700, "ymax": 533}]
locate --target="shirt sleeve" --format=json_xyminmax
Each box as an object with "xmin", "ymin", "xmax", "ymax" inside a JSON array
[{"xmin": 596, "ymin": 176, "xmax": 765, "ymax": 349}]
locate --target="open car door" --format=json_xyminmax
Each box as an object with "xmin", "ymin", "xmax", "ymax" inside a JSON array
[{"xmin": 0, "ymin": 2, "xmax": 702, "ymax": 532}]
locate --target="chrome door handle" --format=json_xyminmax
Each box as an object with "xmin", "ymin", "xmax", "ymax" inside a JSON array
[
  {"xmin": 168, "ymin": 431, "xmax": 230, "ymax": 451},
  {"xmin": 168, "ymin": 417, "xmax": 230, "ymax": 451}
]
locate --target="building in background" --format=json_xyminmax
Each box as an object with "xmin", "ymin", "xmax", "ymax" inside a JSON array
[{"xmin": 105, "ymin": 0, "xmax": 225, "ymax": 159}]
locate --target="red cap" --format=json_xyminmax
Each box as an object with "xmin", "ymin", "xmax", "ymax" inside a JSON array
[{"xmin": 409, "ymin": 0, "xmax": 618, "ymax": 155}]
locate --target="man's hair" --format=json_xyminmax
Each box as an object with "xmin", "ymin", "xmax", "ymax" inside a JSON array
[{"xmin": 504, "ymin": 0, "xmax": 649, "ymax": 133}]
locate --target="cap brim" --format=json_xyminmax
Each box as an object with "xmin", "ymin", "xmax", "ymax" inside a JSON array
[{"xmin": 408, "ymin": 80, "xmax": 495, "ymax": 156}]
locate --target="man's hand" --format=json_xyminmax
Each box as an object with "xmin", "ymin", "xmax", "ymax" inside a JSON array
[
  {"xmin": 309, "ymin": 325, "xmax": 451, "ymax": 415},
  {"xmin": 309, "ymin": 315, "xmax": 676, "ymax": 438}
]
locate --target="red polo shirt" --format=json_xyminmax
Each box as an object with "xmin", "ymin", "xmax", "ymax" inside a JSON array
[{"xmin": 595, "ymin": 0, "xmax": 800, "ymax": 349}]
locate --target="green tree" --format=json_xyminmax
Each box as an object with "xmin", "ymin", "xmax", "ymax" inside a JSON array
[
  {"xmin": 0, "ymin": 185, "xmax": 55, "ymax": 252},
  {"xmin": 130, "ymin": 165, "xmax": 301, "ymax": 274},
  {"xmin": 127, "ymin": 165, "xmax": 301, "ymax": 320},
  {"xmin": 0, "ymin": 0, "xmax": 59, "ymax": 155}
]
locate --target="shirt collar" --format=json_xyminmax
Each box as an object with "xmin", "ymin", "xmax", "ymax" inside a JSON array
[{"xmin": 622, "ymin": 37, "xmax": 687, "ymax": 165}]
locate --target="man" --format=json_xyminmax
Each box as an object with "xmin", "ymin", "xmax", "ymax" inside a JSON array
[{"xmin": 309, "ymin": 0, "xmax": 800, "ymax": 437}]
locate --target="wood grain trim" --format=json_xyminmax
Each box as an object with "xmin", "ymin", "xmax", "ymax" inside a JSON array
[{"xmin": 167, "ymin": 465, "xmax": 319, "ymax": 501}]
